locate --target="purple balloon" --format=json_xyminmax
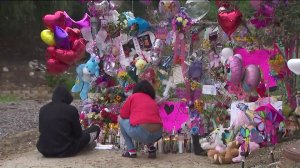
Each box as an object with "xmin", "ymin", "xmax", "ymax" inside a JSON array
[
  {"xmin": 64, "ymin": 12, "xmax": 91, "ymax": 29},
  {"xmin": 54, "ymin": 26, "xmax": 70, "ymax": 49},
  {"xmin": 75, "ymin": 13, "xmax": 91, "ymax": 29},
  {"xmin": 64, "ymin": 11, "xmax": 74, "ymax": 27}
]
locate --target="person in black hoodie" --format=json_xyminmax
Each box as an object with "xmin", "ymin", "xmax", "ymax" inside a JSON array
[{"xmin": 37, "ymin": 84, "xmax": 100, "ymax": 157}]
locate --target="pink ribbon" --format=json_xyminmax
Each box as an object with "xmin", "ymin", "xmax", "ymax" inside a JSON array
[{"xmin": 173, "ymin": 32, "xmax": 191, "ymax": 101}]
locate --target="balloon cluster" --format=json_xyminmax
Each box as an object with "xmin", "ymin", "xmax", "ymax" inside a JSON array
[
  {"xmin": 226, "ymin": 54, "xmax": 261, "ymax": 95},
  {"xmin": 41, "ymin": 11, "xmax": 88, "ymax": 74}
]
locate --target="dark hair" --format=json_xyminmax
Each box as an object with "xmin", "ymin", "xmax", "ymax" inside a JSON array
[{"xmin": 132, "ymin": 80, "xmax": 155, "ymax": 99}]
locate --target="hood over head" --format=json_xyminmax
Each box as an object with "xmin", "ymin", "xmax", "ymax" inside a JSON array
[{"xmin": 52, "ymin": 84, "xmax": 73, "ymax": 104}]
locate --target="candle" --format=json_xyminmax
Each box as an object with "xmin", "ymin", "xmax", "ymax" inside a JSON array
[
  {"xmin": 178, "ymin": 133, "xmax": 184, "ymax": 154},
  {"xmin": 108, "ymin": 134, "xmax": 112, "ymax": 144},
  {"xmin": 158, "ymin": 139, "xmax": 163, "ymax": 153},
  {"xmin": 178, "ymin": 141, "xmax": 183, "ymax": 153}
]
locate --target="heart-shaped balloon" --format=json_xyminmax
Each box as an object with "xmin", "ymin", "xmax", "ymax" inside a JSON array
[
  {"xmin": 46, "ymin": 58, "xmax": 69, "ymax": 74},
  {"xmin": 54, "ymin": 26, "xmax": 70, "ymax": 49},
  {"xmin": 46, "ymin": 46, "xmax": 56, "ymax": 59},
  {"xmin": 184, "ymin": 0, "xmax": 210, "ymax": 22},
  {"xmin": 65, "ymin": 27, "xmax": 81, "ymax": 43},
  {"xmin": 64, "ymin": 12, "xmax": 91, "ymax": 29},
  {"xmin": 88, "ymin": 0, "xmax": 110, "ymax": 17},
  {"xmin": 43, "ymin": 11, "xmax": 66, "ymax": 31},
  {"xmin": 55, "ymin": 49, "xmax": 77, "ymax": 65},
  {"xmin": 287, "ymin": 59, "xmax": 300, "ymax": 75},
  {"xmin": 72, "ymin": 38, "xmax": 86, "ymax": 61},
  {"xmin": 40, "ymin": 29, "xmax": 56, "ymax": 46},
  {"xmin": 75, "ymin": 13, "xmax": 91, "ymax": 29},
  {"xmin": 218, "ymin": 9, "xmax": 242, "ymax": 38}
]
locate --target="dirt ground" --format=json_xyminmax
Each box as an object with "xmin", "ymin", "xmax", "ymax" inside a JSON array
[
  {"xmin": 0, "ymin": 100, "xmax": 299, "ymax": 168},
  {"xmin": 0, "ymin": 135, "xmax": 299, "ymax": 168}
]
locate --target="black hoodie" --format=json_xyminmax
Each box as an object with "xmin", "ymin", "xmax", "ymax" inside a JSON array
[{"xmin": 37, "ymin": 85, "xmax": 82, "ymax": 157}]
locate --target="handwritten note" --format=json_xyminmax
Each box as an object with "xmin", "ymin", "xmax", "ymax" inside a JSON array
[{"xmin": 202, "ymin": 85, "xmax": 217, "ymax": 95}]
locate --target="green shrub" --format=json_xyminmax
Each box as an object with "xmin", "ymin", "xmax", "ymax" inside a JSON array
[
  {"xmin": 45, "ymin": 73, "xmax": 75, "ymax": 91},
  {"xmin": 0, "ymin": 95, "xmax": 19, "ymax": 103}
]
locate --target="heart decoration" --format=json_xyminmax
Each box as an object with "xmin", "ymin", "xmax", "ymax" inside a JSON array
[
  {"xmin": 218, "ymin": 9, "xmax": 242, "ymax": 38},
  {"xmin": 43, "ymin": 11, "xmax": 66, "ymax": 31},
  {"xmin": 164, "ymin": 104, "xmax": 174, "ymax": 115},
  {"xmin": 159, "ymin": 101, "xmax": 189, "ymax": 133},
  {"xmin": 287, "ymin": 59, "xmax": 300, "ymax": 75}
]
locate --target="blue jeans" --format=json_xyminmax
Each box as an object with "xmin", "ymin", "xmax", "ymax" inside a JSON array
[{"xmin": 119, "ymin": 119, "xmax": 162, "ymax": 150}]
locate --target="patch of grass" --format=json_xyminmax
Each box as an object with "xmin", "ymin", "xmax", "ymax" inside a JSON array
[{"xmin": 0, "ymin": 94, "xmax": 19, "ymax": 103}]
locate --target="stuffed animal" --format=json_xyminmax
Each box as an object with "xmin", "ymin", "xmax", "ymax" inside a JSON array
[
  {"xmin": 218, "ymin": 141, "xmax": 240, "ymax": 164},
  {"xmin": 72, "ymin": 54, "xmax": 100, "ymax": 100},
  {"xmin": 200, "ymin": 126, "xmax": 231, "ymax": 151},
  {"xmin": 207, "ymin": 141, "xmax": 240, "ymax": 164}
]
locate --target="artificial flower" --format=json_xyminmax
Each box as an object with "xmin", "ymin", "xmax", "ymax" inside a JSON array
[{"xmin": 176, "ymin": 17, "xmax": 183, "ymax": 22}]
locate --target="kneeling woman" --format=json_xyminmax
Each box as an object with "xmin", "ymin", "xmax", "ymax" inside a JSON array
[{"xmin": 119, "ymin": 80, "xmax": 162, "ymax": 158}]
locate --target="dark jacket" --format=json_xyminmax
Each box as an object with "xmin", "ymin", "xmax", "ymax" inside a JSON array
[{"xmin": 37, "ymin": 85, "xmax": 82, "ymax": 157}]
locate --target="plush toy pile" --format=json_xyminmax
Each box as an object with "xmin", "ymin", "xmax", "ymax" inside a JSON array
[{"xmin": 40, "ymin": 0, "xmax": 300, "ymax": 166}]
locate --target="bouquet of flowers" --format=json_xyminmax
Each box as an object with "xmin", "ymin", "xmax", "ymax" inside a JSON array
[{"xmin": 172, "ymin": 11, "xmax": 192, "ymax": 33}]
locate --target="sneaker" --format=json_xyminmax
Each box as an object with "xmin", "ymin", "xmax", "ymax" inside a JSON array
[
  {"xmin": 148, "ymin": 146, "xmax": 156, "ymax": 159},
  {"xmin": 122, "ymin": 151, "xmax": 137, "ymax": 158}
]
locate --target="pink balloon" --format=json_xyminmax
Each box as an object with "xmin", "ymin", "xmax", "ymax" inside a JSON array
[
  {"xmin": 243, "ymin": 65, "xmax": 261, "ymax": 92},
  {"xmin": 43, "ymin": 11, "xmax": 66, "ymax": 31},
  {"xmin": 226, "ymin": 56, "xmax": 244, "ymax": 85}
]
